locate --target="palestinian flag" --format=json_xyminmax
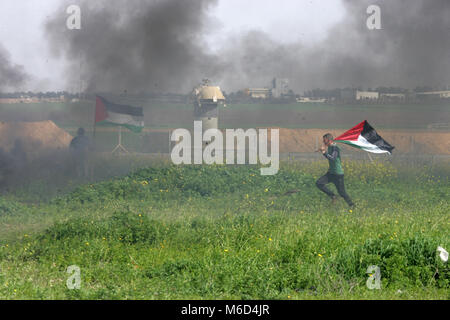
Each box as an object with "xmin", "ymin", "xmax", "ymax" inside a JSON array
[
  {"xmin": 334, "ymin": 120, "xmax": 394, "ymax": 154},
  {"xmin": 95, "ymin": 96, "xmax": 144, "ymax": 133}
]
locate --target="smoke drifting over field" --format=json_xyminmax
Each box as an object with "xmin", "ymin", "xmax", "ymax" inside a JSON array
[
  {"xmin": 219, "ymin": 0, "xmax": 450, "ymax": 91},
  {"xmin": 45, "ymin": 0, "xmax": 450, "ymax": 93},
  {"xmin": 0, "ymin": 45, "xmax": 28, "ymax": 91},
  {"xmin": 319, "ymin": 0, "xmax": 450, "ymax": 90},
  {"xmin": 45, "ymin": 0, "xmax": 222, "ymax": 93}
]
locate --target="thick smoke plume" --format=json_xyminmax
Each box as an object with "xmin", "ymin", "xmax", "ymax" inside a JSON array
[
  {"xmin": 45, "ymin": 0, "xmax": 450, "ymax": 93},
  {"xmin": 45, "ymin": 0, "xmax": 222, "ymax": 94},
  {"xmin": 0, "ymin": 45, "xmax": 28, "ymax": 91},
  {"xmin": 321, "ymin": 0, "xmax": 450, "ymax": 90},
  {"xmin": 219, "ymin": 0, "xmax": 450, "ymax": 91}
]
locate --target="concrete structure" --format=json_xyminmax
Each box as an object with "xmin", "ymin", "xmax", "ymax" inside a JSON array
[
  {"xmin": 272, "ymin": 78, "xmax": 289, "ymax": 98},
  {"xmin": 192, "ymin": 79, "xmax": 226, "ymax": 134}
]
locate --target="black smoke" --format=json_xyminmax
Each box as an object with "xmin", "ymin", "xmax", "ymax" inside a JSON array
[
  {"xmin": 45, "ymin": 0, "xmax": 223, "ymax": 94},
  {"xmin": 0, "ymin": 45, "xmax": 28, "ymax": 91},
  {"xmin": 45, "ymin": 0, "xmax": 450, "ymax": 93},
  {"xmin": 218, "ymin": 0, "xmax": 450, "ymax": 92},
  {"xmin": 318, "ymin": 0, "xmax": 450, "ymax": 90}
]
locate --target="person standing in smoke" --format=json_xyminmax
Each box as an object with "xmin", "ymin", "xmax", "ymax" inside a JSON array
[
  {"xmin": 0, "ymin": 140, "xmax": 28, "ymax": 189},
  {"xmin": 0, "ymin": 147, "xmax": 14, "ymax": 189},
  {"xmin": 70, "ymin": 128, "xmax": 92, "ymax": 179},
  {"xmin": 315, "ymin": 133, "xmax": 354, "ymax": 208},
  {"xmin": 11, "ymin": 139, "xmax": 27, "ymax": 169}
]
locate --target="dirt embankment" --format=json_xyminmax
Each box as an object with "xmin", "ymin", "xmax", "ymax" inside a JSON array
[
  {"xmin": 3, "ymin": 121, "xmax": 445, "ymax": 156},
  {"xmin": 278, "ymin": 128, "xmax": 450, "ymax": 154},
  {"xmin": 0, "ymin": 121, "xmax": 73, "ymax": 155}
]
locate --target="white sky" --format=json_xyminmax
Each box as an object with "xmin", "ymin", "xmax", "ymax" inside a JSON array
[
  {"xmin": 0, "ymin": 0, "xmax": 345, "ymax": 91},
  {"xmin": 212, "ymin": 0, "xmax": 344, "ymax": 46}
]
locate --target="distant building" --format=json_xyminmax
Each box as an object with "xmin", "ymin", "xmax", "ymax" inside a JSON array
[
  {"xmin": 296, "ymin": 97, "xmax": 327, "ymax": 103},
  {"xmin": 0, "ymin": 96, "xmax": 66, "ymax": 104},
  {"xmin": 242, "ymin": 78, "xmax": 290, "ymax": 100},
  {"xmin": 341, "ymin": 89, "xmax": 379, "ymax": 101},
  {"xmin": 356, "ymin": 91, "xmax": 379, "ymax": 100},
  {"xmin": 380, "ymin": 93, "xmax": 406, "ymax": 102},
  {"xmin": 272, "ymin": 78, "xmax": 289, "ymax": 98},
  {"xmin": 40, "ymin": 97, "xmax": 60, "ymax": 103},
  {"xmin": 245, "ymin": 88, "xmax": 271, "ymax": 99},
  {"xmin": 416, "ymin": 90, "xmax": 450, "ymax": 100},
  {"xmin": 0, "ymin": 98, "xmax": 20, "ymax": 104}
]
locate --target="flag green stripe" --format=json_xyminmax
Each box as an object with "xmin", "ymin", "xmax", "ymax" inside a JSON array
[
  {"xmin": 335, "ymin": 140, "xmax": 364, "ymax": 150},
  {"xmin": 96, "ymin": 120, "xmax": 143, "ymax": 133}
]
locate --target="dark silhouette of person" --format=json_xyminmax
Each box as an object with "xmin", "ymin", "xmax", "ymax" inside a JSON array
[
  {"xmin": 0, "ymin": 147, "xmax": 14, "ymax": 189},
  {"xmin": 70, "ymin": 128, "xmax": 91, "ymax": 178},
  {"xmin": 11, "ymin": 139, "xmax": 28, "ymax": 170}
]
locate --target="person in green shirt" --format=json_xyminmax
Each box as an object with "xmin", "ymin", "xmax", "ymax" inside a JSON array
[{"xmin": 315, "ymin": 133, "xmax": 354, "ymax": 207}]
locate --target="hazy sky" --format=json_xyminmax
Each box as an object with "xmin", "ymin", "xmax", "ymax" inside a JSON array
[{"xmin": 0, "ymin": 0, "xmax": 345, "ymax": 92}]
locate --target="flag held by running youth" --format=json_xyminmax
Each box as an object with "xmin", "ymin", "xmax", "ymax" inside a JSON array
[
  {"xmin": 95, "ymin": 96, "xmax": 144, "ymax": 133},
  {"xmin": 334, "ymin": 120, "xmax": 394, "ymax": 154}
]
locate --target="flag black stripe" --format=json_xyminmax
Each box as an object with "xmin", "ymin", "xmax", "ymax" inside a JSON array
[
  {"xmin": 361, "ymin": 121, "xmax": 395, "ymax": 153},
  {"xmin": 98, "ymin": 96, "xmax": 144, "ymax": 117}
]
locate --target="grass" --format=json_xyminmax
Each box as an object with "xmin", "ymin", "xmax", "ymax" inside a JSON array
[{"xmin": 0, "ymin": 160, "xmax": 448, "ymax": 299}]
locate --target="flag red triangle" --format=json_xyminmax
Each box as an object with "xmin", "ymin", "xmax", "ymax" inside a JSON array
[
  {"xmin": 335, "ymin": 120, "xmax": 366, "ymax": 141},
  {"xmin": 95, "ymin": 96, "xmax": 108, "ymax": 123}
]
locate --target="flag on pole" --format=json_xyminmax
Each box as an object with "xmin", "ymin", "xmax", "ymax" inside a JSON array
[
  {"xmin": 95, "ymin": 96, "xmax": 144, "ymax": 133},
  {"xmin": 334, "ymin": 120, "xmax": 394, "ymax": 154}
]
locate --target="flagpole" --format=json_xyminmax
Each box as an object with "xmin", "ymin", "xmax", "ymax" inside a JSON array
[
  {"xmin": 91, "ymin": 96, "xmax": 97, "ymax": 181},
  {"xmin": 112, "ymin": 125, "xmax": 129, "ymax": 154},
  {"xmin": 118, "ymin": 125, "xmax": 122, "ymax": 146},
  {"xmin": 93, "ymin": 98, "xmax": 97, "ymax": 139}
]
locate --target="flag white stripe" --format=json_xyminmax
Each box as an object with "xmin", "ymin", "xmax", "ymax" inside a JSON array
[
  {"xmin": 106, "ymin": 110, "xmax": 144, "ymax": 128},
  {"xmin": 350, "ymin": 135, "xmax": 391, "ymax": 154}
]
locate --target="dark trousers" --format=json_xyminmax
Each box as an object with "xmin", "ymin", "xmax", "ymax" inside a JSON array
[{"xmin": 316, "ymin": 172, "xmax": 354, "ymax": 206}]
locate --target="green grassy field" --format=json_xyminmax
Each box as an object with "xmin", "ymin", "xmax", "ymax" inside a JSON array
[{"xmin": 0, "ymin": 159, "xmax": 448, "ymax": 299}]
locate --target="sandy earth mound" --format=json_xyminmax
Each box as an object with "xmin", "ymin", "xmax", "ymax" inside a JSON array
[
  {"xmin": 0, "ymin": 121, "xmax": 73, "ymax": 153},
  {"xmin": 278, "ymin": 128, "xmax": 450, "ymax": 154}
]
